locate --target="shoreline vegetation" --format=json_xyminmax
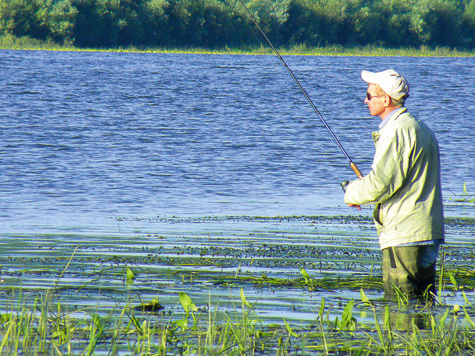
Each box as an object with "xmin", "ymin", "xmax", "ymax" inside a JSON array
[
  {"xmin": 1, "ymin": 262, "xmax": 474, "ymax": 354},
  {"xmin": 1, "ymin": 0, "xmax": 475, "ymax": 55},
  {"xmin": 1, "ymin": 34, "xmax": 475, "ymax": 57},
  {"xmin": 1, "ymin": 214, "xmax": 474, "ymax": 354}
]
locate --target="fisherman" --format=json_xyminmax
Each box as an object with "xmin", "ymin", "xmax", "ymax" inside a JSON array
[{"xmin": 342, "ymin": 69, "xmax": 444, "ymax": 301}]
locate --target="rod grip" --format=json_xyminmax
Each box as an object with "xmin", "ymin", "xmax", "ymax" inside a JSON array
[{"xmin": 350, "ymin": 162, "xmax": 363, "ymax": 179}]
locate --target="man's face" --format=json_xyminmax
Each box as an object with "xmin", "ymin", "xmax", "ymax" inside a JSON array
[{"xmin": 364, "ymin": 84, "xmax": 388, "ymax": 118}]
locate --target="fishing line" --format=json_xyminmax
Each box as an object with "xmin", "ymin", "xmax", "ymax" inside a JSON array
[{"xmin": 237, "ymin": 0, "xmax": 363, "ymax": 179}]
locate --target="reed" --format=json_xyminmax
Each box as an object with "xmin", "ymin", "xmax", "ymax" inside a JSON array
[
  {"xmin": 1, "ymin": 281, "xmax": 474, "ymax": 354},
  {"xmin": 1, "ymin": 34, "xmax": 475, "ymax": 57},
  {"xmin": 1, "ymin": 241, "xmax": 474, "ymax": 354},
  {"xmin": 448, "ymin": 183, "xmax": 475, "ymax": 204},
  {"xmin": 0, "ymin": 34, "xmax": 69, "ymax": 51}
]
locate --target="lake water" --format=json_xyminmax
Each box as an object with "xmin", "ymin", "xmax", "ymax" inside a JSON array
[
  {"xmin": 1, "ymin": 50, "xmax": 474, "ymax": 232},
  {"xmin": 1, "ymin": 51, "xmax": 474, "ymax": 351}
]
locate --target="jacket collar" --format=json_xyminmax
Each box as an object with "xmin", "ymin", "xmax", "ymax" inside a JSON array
[
  {"xmin": 379, "ymin": 107, "xmax": 407, "ymax": 130},
  {"xmin": 372, "ymin": 107, "xmax": 408, "ymax": 145}
]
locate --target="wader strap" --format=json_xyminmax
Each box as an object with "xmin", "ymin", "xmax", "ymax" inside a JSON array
[{"xmin": 388, "ymin": 247, "xmax": 397, "ymax": 269}]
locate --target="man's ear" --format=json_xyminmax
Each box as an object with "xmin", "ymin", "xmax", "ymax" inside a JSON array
[{"xmin": 383, "ymin": 95, "xmax": 392, "ymax": 108}]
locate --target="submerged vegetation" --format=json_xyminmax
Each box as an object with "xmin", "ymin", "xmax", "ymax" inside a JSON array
[
  {"xmin": 0, "ymin": 214, "xmax": 474, "ymax": 354},
  {"xmin": 1, "ymin": 269, "xmax": 474, "ymax": 355}
]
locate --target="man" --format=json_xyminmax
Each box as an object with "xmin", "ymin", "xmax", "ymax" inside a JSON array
[{"xmin": 343, "ymin": 69, "xmax": 444, "ymax": 301}]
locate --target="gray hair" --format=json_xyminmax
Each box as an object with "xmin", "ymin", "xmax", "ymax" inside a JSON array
[
  {"xmin": 374, "ymin": 84, "xmax": 407, "ymax": 106},
  {"xmin": 390, "ymin": 94, "xmax": 409, "ymax": 107}
]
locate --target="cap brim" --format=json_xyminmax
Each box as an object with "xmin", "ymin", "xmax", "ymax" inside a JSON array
[{"xmin": 361, "ymin": 70, "xmax": 379, "ymax": 84}]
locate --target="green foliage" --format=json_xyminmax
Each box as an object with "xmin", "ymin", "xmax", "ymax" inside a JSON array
[
  {"xmin": 0, "ymin": 0, "xmax": 44, "ymax": 38},
  {"xmin": 246, "ymin": 0, "xmax": 290, "ymax": 43},
  {"xmin": 410, "ymin": 0, "xmax": 464, "ymax": 47},
  {"xmin": 43, "ymin": 0, "xmax": 77, "ymax": 44},
  {"xmin": 0, "ymin": 0, "xmax": 77, "ymax": 44},
  {"xmin": 126, "ymin": 267, "xmax": 135, "ymax": 286},
  {"xmin": 71, "ymin": 0, "xmax": 120, "ymax": 47},
  {"xmin": 1, "ymin": 283, "xmax": 475, "ymax": 353},
  {"xmin": 463, "ymin": 0, "xmax": 475, "ymax": 46},
  {"xmin": 337, "ymin": 299, "xmax": 357, "ymax": 331},
  {"xmin": 0, "ymin": 0, "xmax": 474, "ymax": 49},
  {"xmin": 167, "ymin": 0, "xmax": 229, "ymax": 46},
  {"xmin": 300, "ymin": 267, "xmax": 311, "ymax": 283}
]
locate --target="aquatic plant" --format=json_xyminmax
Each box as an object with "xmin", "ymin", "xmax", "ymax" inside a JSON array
[
  {"xmin": 1, "ymin": 215, "xmax": 474, "ymax": 354},
  {"xmin": 1, "ymin": 281, "xmax": 474, "ymax": 355},
  {"xmin": 462, "ymin": 182, "xmax": 475, "ymax": 203},
  {"xmin": 448, "ymin": 182, "xmax": 475, "ymax": 204}
]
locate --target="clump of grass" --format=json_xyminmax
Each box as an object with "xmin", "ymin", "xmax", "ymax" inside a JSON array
[
  {"xmin": 1, "ymin": 284, "xmax": 474, "ymax": 355},
  {"xmin": 1, "ymin": 33, "xmax": 474, "ymax": 57},
  {"xmin": 1, "ymin": 246, "xmax": 474, "ymax": 354},
  {"xmin": 0, "ymin": 34, "xmax": 72, "ymax": 51}
]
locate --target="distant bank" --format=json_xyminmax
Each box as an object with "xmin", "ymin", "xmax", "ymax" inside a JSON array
[{"xmin": 1, "ymin": 34, "xmax": 475, "ymax": 57}]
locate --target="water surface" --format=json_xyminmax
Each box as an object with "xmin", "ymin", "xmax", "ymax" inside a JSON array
[
  {"xmin": 1, "ymin": 50, "xmax": 474, "ymax": 231},
  {"xmin": 0, "ymin": 51, "xmax": 474, "ymax": 349}
]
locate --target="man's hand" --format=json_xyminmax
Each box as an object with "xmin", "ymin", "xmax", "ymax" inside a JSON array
[
  {"xmin": 347, "ymin": 203, "xmax": 361, "ymax": 210},
  {"xmin": 341, "ymin": 181, "xmax": 361, "ymax": 210}
]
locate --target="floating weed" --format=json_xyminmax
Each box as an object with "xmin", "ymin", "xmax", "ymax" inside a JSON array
[
  {"xmin": 214, "ymin": 270, "xmax": 383, "ymax": 292},
  {"xmin": 134, "ymin": 297, "xmax": 164, "ymax": 313},
  {"xmin": 463, "ymin": 182, "xmax": 475, "ymax": 203},
  {"xmin": 1, "ymin": 215, "xmax": 474, "ymax": 354}
]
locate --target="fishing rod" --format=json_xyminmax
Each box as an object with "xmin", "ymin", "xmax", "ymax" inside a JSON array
[{"xmin": 237, "ymin": 0, "xmax": 363, "ymax": 179}]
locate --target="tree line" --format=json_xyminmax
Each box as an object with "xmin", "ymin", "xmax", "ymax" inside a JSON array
[{"xmin": 1, "ymin": 0, "xmax": 474, "ymax": 49}]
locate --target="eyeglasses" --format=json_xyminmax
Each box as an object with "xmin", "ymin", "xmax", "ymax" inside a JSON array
[{"xmin": 366, "ymin": 92, "xmax": 386, "ymax": 101}]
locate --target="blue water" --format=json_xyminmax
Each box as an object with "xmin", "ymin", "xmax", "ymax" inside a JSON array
[{"xmin": 1, "ymin": 50, "xmax": 474, "ymax": 231}]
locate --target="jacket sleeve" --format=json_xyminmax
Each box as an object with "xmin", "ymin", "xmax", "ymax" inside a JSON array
[{"xmin": 344, "ymin": 129, "xmax": 409, "ymax": 206}]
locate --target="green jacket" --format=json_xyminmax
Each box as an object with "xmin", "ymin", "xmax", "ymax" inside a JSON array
[{"xmin": 344, "ymin": 108, "xmax": 444, "ymax": 249}]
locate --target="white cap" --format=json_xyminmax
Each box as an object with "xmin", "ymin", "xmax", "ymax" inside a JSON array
[{"xmin": 361, "ymin": 69, "xmax": 409, "ymax": 101}]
